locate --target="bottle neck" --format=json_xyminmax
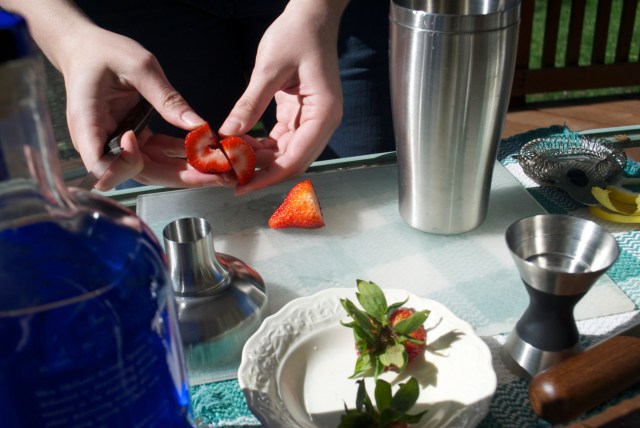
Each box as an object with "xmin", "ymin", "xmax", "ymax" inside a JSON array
[{"xmin": 0, "ymin": 54, "xmax": 72, "ymax": 224}]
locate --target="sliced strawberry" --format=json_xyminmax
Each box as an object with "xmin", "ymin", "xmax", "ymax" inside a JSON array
[
  {"xmin": 185, "ymin": 123, "xmax": 257, "ymax": 183},
  {"xmin": 185, "ymin": 122, "xmax": 231, "ymax": 173},
  {"xmin": 268, "ymin": 179, "xmax": 325, "ymax": 229},
  {"xmin": 219, "ymin": 136, "xmax": 256, "ymax": 185}
]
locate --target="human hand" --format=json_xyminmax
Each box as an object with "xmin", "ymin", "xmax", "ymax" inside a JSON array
[
  {"xmin": 58, "ymin": 26, "xmax": 215, "ymax": 190},
  {"xmin": 218, "ymin": 0, "xmax": 349, "ymax": 195},
  {"xmin": 100, "ymin": 129, "xmax": 236, "ymax": 189},
  {"xmin": 1, "ymin": 0, "xmax": 235, "ymax": 189}
]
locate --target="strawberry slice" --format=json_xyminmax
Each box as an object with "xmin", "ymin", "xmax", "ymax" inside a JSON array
[
  {"xmin": 185, "ymin": 122, "xmax": 231, "ymax": 174},
  {"xmin": 185, "ymin": 123, "xmax": 257, "ymax": 184},
  {"xmin": 268, "ymin": 179, "xmax": 325, "ymax": 229},
  {"xmin": 219, "ymin": 136, "xmax": 256, "ymax": 185}
]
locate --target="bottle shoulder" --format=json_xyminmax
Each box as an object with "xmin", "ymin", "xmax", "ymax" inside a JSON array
[{"xmin": 0, "ymin": 187, "xmax": 168, "ymax": 314}]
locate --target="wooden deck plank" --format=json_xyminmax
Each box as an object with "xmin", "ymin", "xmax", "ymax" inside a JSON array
[
  {"xmin": 503, "ymin": 97, "xmax": 640, "ymax": 160},
  {"xmin": 503, "ymin": 97, "xmax": 640, "ymax": 137}
]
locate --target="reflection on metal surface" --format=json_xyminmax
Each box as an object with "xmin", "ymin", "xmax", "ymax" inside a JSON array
[
  {"xmin": 163, "ymin": 217, "xmax": 267, "ymax": 384},
  {"xmin": 502, "ymin": 214, "xmax": 619, "ymax": 379}
]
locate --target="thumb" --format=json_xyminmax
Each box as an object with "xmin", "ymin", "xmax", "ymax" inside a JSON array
[
  {"xmin": 219, "ymin": 74, "xmax": 281, "ymax": 136},
  {"xmin": 136, "ymin": 73, "xmax": 204, "ymax": 131}
]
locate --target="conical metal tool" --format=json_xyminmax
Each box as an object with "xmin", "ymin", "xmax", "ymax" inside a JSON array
[
  {"xmin": 163, "ymin": 217, "xmax": 267, "ymax": 382},
  {"xmin": 501, "ymin": 214, "xmax": 619, "ymax": 379}
]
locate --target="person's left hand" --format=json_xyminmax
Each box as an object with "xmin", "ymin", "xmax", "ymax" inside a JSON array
[
  {"xmin": 103, "ymin": 129, "xmax": 240, "ymax": 188},
  {"xmin": 218, "ymin": 0, "xmax": 349, "ymax": 195}
]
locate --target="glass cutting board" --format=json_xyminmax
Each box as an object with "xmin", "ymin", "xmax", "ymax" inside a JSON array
[{"xmin": 137, "ymin": 162, "xmax": 634, "ymax": 338}]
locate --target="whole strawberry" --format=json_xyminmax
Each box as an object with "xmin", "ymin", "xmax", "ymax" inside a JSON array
[
  {"xmin": 341, "ymin": 280, "xmax": 429, "ymax": 379},
  {"xmin": 339, "ymin": 377, "xmax": 427, "ymax": 428}
]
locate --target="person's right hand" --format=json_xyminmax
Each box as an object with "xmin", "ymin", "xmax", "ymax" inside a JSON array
[
  {"xmin": 58, "ymin": 25, "xmax": 238, "ymax": 190},
  {"xmin": 1, "ymin": 0, "xmax": 235, "ymax": 190}
]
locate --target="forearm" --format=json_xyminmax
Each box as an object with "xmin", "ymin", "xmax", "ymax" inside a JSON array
[
  {"xmin": 286, "ymin": 0, "xmax": 351, "ymax": 40},
  {"xmin": 0, "ymin": 0, "xmax": 94, "ymax": 71},
  {"xmin": 290, "ymin": 0, "xmax": 351, "ymax": 18}
]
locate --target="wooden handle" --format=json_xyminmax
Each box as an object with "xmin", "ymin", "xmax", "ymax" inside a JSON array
[{"xmin": 529, "ymin": 334, "xmax": 640, "ymax": 423}]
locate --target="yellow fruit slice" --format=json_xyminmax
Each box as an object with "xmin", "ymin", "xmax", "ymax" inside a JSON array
[
  {"xmin": 607, "ymin": 178, "xmax": 640, "ymax": 205},
  {"xmin": 591, "ymin": 186, "xmax": 640, "ymax": 216},
  {"xmin": 590, "ymin": 204, "xmax": 640, "ymax": 224}
]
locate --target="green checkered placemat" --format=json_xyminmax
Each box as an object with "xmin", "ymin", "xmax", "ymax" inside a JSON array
[{"xmin": 190, "ymin": 126, "xmax": 640, "ymax": 427}]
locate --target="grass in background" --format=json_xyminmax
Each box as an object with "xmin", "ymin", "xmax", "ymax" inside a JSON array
[{"xmin": 528, "ymin": 0, "xmax": 640, "ymax": 102}]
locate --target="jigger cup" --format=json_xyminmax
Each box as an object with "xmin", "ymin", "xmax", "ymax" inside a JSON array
[
  {"xmin": 501, "ymin": 214, "xmax": 619, "ymax": 379},
  {"xmin": 163, "ymin": 217, "xmax": 267, "ymax": 383}
]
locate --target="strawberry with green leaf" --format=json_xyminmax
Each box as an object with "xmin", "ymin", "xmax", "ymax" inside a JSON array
[
  {"xmin": 341, "ymin": 280, "xmax": 429, "ymax": 379},
  {"xmin": 339, "ymin": 377, "xmax": 428, "ymax": 428}
]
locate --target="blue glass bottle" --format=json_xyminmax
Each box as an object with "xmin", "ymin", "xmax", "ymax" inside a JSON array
[{"xmin": 0, "ymin": 12, "xmax": 193, "ymax": 427}]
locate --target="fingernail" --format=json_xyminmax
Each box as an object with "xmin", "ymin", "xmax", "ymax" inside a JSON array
[
  {"xmin": 219, "ymin": 119, "xmax": 242, "ymax": 136},
  {"xmin": 181, "ymin": 111, "xmax": 203, "ymax": 127},
  {"xmin": 222, "ymin": 174, "xmax": 236, "ymax": 187}
]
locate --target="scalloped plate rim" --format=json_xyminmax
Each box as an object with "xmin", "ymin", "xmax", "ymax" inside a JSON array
[{"xmin": 238, "ymin": 287, "xmax": 496, "ymax": 427}]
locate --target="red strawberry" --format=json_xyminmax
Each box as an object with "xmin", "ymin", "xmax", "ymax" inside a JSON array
[
  {"xmin": 268, "ymin": 179, "xmax": 325, "ymax": 229},
  {"xmin": 219, "ymin": 136, "xmax": 256, "ymax": 185},
  {"xmin": 341, "ymin": 280, "xmax": 429, "ymax": 379},
  {"xmin": 389, "ymin": 308, "xmax": 427, "ymax": 362},
  {"xmin": 185, "ymin": 122, "xmax": 231, "ymax": 174},
  {"xmin": 185, "ymin": 123, "xmax": 256, "ymax": 183}
]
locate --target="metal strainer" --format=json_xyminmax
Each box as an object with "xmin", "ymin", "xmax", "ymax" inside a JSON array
[{"xmin": 518, "ymin": 135, "xmax": 627, "ymax": 205}]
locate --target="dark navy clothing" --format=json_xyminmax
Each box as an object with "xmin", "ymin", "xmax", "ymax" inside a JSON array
[
  {"xmin": 76, "ymin": 0, "xmax": 395, "ymax": 164},
  {"xmin": 330, "ymin": 0, "xmax": 395, "ymax": 159}
]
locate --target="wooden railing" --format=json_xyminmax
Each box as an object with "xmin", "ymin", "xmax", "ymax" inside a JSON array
[{"xmin": 511, "ymin": 0, "xmax": 640, "ymax": 105}]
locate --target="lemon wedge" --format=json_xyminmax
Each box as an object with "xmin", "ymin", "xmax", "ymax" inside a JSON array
[
  {"xmin": 607, "ymin": 178, "xmax": 640, "ymax": 205},
  {"xmin": 590, "ymin": 204, "xmax": 640, "ymax": 224},
  {"xmin": 590, "ymin": 179, "xmax": 640, "ymax": 223},
  {"xmin": 591, "ymin": 184, "xmax": 640, "ymax": 216}
]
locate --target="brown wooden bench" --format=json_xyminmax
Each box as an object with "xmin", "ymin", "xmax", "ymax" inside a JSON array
[{"xmin": 510, "ymin": 0, "xmax": 640, "ymax": 106}]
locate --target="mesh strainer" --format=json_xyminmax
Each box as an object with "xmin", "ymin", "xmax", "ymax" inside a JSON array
[{"xmin": 518, "ymin": 135, "xmax": 627, "ymax": 205}]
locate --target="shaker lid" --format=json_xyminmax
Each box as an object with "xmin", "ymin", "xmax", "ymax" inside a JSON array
[{"xmin": 0, "ymin": 11, "xmax": 32, "ymax": 64}]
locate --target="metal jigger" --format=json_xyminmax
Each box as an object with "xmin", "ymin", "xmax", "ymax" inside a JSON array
[
  {"xmin": 163, "ymin": 217, "xmax": 267, "ymax": 383},
  {"xmin": 501, "ymin": 214, "xmax": 619, "ymax": 379}
]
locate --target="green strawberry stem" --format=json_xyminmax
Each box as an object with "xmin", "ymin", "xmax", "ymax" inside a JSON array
[
  {"xmin": 341, "ymin": 280, "xmax": 429, "ymax": 379},
  {"xmin": 339, "ymin": 377, "xmax": 428, "ymax": 428}
]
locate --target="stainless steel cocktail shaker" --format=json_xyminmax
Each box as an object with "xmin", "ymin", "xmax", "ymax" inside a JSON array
[{"xmin": 390, "ymin": 0, "xmax": 521, "ymax": 234}]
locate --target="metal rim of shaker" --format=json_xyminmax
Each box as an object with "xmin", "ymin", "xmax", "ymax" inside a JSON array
[{"xmin": 390, "ymin": 0, "xmax": 521, "ymax": 33}]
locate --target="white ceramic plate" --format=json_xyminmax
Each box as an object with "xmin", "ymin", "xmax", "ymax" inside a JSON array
[{"xmin": 238, "ymin": 288, "xmax": 496, "ymax": 427}]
